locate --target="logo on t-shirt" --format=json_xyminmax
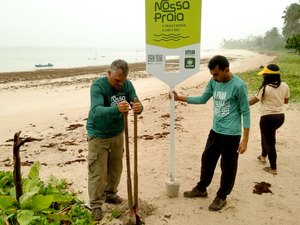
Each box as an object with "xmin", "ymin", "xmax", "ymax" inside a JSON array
[
  {"xmin": 214, "ymin": 91, "xmax": 230, "ymax": 116},
  {"xmin": 111, "ymin": 95, "xmax": 126, "ymax": 106}
]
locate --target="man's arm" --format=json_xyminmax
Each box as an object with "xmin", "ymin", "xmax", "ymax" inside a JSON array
[
  {"xmin": 172, "ymin": 91, "xmax": 188, "ymax": 102},
  {"xmin": 91, "ymin": 83, "xmax": 120, "ymax": 117},
  {"xmin": 172, "ymin": 80, "xmax": 213, "ymax": 104},
  {"xmin": 238, "ymin": 128, "xmax": 249, "ymax": 154},
  {"xmin": 238, "ymin": 84, "xmax": 250, "ymax": 154}
]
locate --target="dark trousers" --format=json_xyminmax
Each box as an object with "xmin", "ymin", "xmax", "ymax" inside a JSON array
[
  {"xmin": 260, "ymin": 114, "xmax": 285, "ymax": 170},
  {"xmin": 197, "ymin": 130, "xmax": 241, "ymax": 200}
]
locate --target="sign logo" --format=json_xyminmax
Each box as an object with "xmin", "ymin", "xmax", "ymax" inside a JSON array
[{"xmin": 184, "ymin": 58, "xmax": 195, "ymax": 69}]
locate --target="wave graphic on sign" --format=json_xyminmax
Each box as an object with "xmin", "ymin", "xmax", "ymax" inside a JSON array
[{"xmin": 153, "ymin": 33, "xmax": 189, "ymax": 42}]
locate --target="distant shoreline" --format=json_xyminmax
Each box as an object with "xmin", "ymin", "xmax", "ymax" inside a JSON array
[
  {"xmin": 0, "ymin": 59, "xmax": 212, "ymax": 84},
  {"xmin": 0, "ymin": 62, "xmax": 144, "ymax": 84},
  {"xmin": 0, "ymin": 50, "xmax": 274, "ymax": 84}
]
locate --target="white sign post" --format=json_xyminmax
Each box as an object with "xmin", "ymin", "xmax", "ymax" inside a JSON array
[{"xmin": 145, "ymin": 0, "xmax": 202, "ymax": 197}]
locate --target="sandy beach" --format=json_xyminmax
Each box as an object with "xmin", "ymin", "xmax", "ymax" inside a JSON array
[{"xmin": 1, "ymin": 49, "xmax": 299, "ymax": 225}]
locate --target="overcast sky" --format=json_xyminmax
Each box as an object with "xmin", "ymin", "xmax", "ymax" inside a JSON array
[{"xmin": 0, "ymin": 0, "xmax": 298, "ymax": 49}]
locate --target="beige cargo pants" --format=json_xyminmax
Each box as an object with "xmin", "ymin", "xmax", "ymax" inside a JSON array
[{"xmin": 87, "ymin": 132, "xmax": 124, "ymax": 209}]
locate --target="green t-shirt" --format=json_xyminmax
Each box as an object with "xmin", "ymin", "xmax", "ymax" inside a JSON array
[
  {"xmin": 86, "ymin": 76, "xmax": 142, "ymax": 138},
  {"xmin": 188, "ymin": 75, "xmax": 250, "ymax": 135}
]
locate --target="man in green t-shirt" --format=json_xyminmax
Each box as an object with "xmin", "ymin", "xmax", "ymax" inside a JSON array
[
  {"xmin": 86, "ymin": 59, "xmax": 143, "ymax": 221},
  {"xmin": 172, "ymin": 55, "xmax": 250, "ymax": 211}
]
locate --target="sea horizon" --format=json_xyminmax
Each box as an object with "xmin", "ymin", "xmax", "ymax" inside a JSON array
[{"xmin": 0, "ymin": 46, "xmax": 216, "ymax": 73}]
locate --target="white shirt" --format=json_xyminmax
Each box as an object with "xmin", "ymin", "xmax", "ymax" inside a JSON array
[{"xmin": 256, "ymin": 82, "xmax": 290, "ymax": 116}]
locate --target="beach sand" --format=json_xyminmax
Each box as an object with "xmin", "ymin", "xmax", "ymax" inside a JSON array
[{"xmin": 0, "ymin": 49, "xmax": 299, "ymax": 224}]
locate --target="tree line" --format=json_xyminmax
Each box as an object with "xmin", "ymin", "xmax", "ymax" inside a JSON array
[{"xmin": 221, "ymin": 2, "xmax": 300, "ymax": 53}]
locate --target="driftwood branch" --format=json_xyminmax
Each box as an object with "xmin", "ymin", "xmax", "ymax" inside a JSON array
[{"xmin": 13, "ymin": 131, "xmax": 30, "ymax": 201}]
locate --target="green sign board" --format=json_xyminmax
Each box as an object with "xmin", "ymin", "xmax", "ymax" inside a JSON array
[
  {"xmin": 146, "ymin": 0, "xmax": 202, "ymax": 87},
  {"xmin": 146, "ymin": 0, "xmax": 201, "ymax": 49}
]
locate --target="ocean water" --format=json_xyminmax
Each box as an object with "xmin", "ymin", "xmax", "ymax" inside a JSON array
[{"xmin": 0, "ymin": 46, "xmax": 213, "ymax": 73}]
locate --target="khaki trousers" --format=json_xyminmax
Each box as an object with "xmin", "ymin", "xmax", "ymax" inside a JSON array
[{"xmin": 87, "ymin": 132, "xmax": 124, "ymax": 209}]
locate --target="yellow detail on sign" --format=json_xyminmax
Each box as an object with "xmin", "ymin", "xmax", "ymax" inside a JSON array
[{"xmin": 146, "ymin": 0, "xmax": 201, "ymax": 49}]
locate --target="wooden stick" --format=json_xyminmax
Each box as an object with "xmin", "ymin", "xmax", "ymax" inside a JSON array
[
  {"xmin": 124, "ymin": 113, "xmax": 133, "ymax": 209},
  {"xmin": 133, "ymin": 111, "xmax": 138, "ymax": 211}
]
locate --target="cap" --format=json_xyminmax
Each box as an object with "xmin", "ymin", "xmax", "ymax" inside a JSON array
[{"xmin": 257, "ymin": 64, "xmax": 280, "ymax": 75}]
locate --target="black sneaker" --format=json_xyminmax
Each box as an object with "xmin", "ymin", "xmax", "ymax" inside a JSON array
[
  {"xmin": 105, "ymin": 196, "xmax": 124, "ymax": 204},
  {"xmin": 208, "ymin": 197, "xmax": 227, "ymax": 211},
  {"xmin": 183, "ymin": 186, "xmax": 208, "ymax": 198},
  {"xmin": 92, "ymin": 208, "xmax": 103, "ymax": 221}
]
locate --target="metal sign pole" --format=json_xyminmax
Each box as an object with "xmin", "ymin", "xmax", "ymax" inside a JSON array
[
  {"xmin": 165, "ymin": 85, "xmax": 180, "ymax": 197},
  {"xmin": 169, "ymin": 86, "xmax": 175, "ymax": 182}
]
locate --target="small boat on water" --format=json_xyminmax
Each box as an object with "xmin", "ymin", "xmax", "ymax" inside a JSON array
[{"xmin": 35, "ymin": 63, "xmax": 54, "ymax": 68}]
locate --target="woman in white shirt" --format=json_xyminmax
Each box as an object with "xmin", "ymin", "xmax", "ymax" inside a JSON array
[{"xmin": 249, "ymin": 64, "xmax": 290, "ymax": 175}]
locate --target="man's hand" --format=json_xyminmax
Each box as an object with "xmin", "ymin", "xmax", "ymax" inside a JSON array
[
  {"xmin": 169, "ymin": 91, "xmax": 188, "ymax": 102},
  {"xmin": 131, "ymin": 97, "xmax": 142, "ymax": 113},
  {"xmin": 237, "ymin": 128, "xmax": 249, "ymax": 154},
  {"xmin": 237, "ymin": 138, "xmax": 248, "ymax": 154},
  {"xmin": 118, "ymin": 101, "xmax": 130, "ymax": 113}
]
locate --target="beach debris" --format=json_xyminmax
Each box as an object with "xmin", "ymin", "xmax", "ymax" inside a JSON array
[
  {"xmin": 41, "ymin": 143, "xmax": 57, "ymax": 148},
  {"xmin": 161, "ymin": 113, "xmax": 170, "ymax": 118},
  {"xmin": 143, "ymin": 97, "xmax": 154, "ymax": 101},
  {"xmin": 66, "ymin": 123, "xmax": 84, "ymax": 130},
  {"xmin": 253, "ymin": 181, "xmax": 273, "ymax": 195},
  {"xmin": 20, "ymin": 160, "xmax": 48, "ymax": 167},
  {"xmin": 139, "ymin": 132, "xmax": 170, "ymax": 140},
  {"xmin": 161, "ymin": 123, "xmax": 169, "ymax": 129},
  {"xmin": 3, "ymin": 143, "xmax": 13, "ymax": 146},
  {"xmin": 61, "ymin": 140, "xmax": 77, "ymax": 145},
  {"xmin": 139, "ymin": 135, "xmax": 154, "ymax": 140},
  {"xmin": 56, "ymin": 158, "xmax": 86, "ymax": 167},
  {"xmin": 175, "ymin": 116, "xmax": 184, "ymax": 121},
  {"xmin": 52, "ymin": 133, "xmax": 63, "ymax": 138},
  {"xmin": 2, "ymin": 157, "xmax": 13, "ymax": 167},
  {"xmin": 64, "ymin": 158, "xmax": 86, "ymax": 165},
  {"xmin": 154, "ymin": 132, "xmax": 169, "ymax": 139},
  {"xmin": 57, "ymin": 147, "xmax": 67, "ymax": 152},
  {"xmin": 21, "ymin": 160, "xmax": 34, "ymax": 166},
  {"xmin": 0, "ymin": 157, "xmax": 10, "ymax": 163},
  {"xmin": 6, "ymin": 137, "xmax": 43, "ymax": 143}
]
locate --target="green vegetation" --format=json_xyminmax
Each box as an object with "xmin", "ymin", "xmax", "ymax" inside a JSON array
[
  {"xmin": 221, "ymin": 2, "xmax": 300, "ymax": 102},
  {"xmin": 221, "ymin": 3, "xmax": 300, "ymax": 53},
  {"xmin": 0, "ymin": 162, "xmax": 93, "ymax": 225},
  {"xmin": 286, "ymin": 33, "xmax": 300, "ymax": 53},
  {"xmin": 239, "ymin": 51, "xmax": 300, "ymax": 103}
]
